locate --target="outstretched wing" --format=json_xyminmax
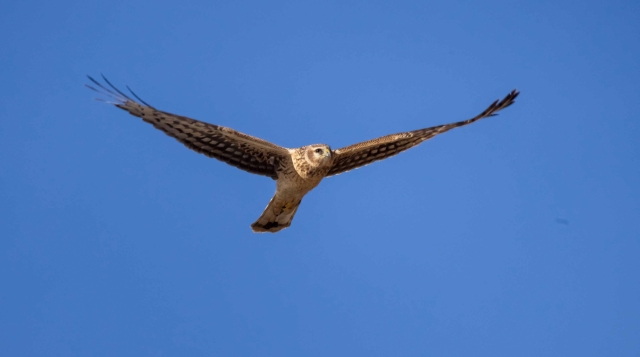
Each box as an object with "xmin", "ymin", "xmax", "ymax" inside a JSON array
[
  {"xmin": 326, "ymin": 90, "xmax": 519, "ymax": 177},
  {"xmin": 87, "ymin": 75, "xmax": 289, "ymax": 179}
]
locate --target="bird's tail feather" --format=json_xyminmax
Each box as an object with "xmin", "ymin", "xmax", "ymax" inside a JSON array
[{"xmin": 251, "ymin": 194, "xmax": 302, "ymax": 233}]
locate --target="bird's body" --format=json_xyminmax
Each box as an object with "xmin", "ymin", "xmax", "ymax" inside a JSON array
[
  {"xmin": 87, "ymin": 76, "xmax": 519, "ymax": 233},
  {"xmin": 252, "ymin": 145, "xmax": 333, "ymax": 232}
]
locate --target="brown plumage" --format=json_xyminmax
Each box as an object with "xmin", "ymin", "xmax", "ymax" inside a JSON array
[{"xmin": 87, "ymin": 75, "xmax": 519, "ymax": 233}]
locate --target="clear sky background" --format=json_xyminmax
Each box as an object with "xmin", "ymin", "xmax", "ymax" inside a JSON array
[{"xmin": 1, "ymin": 0, "xmax": 639, "ymax": 356}]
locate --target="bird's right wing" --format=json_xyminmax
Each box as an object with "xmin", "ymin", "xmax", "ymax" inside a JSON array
[
  {"xmin": 326, "ymin": 90, "xmax": 519, "ymax": 176},
  {"xmin": 87, "ymin": 76, "xmax": 289, "ymax": 179}
]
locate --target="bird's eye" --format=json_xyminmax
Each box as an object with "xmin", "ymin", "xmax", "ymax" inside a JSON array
[{"xmin": 315, "ymin": 148, "xmax": 323, "ymax": 154}]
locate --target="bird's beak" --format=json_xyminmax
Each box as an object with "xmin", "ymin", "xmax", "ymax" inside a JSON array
[{"xmin": 325, "ymin": 149, "xmax": 331, "ymax": 157}]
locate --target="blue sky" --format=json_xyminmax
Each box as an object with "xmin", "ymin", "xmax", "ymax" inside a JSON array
[{"xmin": 1, "ymin": 0, "xmax": 639, "ymax": 355}]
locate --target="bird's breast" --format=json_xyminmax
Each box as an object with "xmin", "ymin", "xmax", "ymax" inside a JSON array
[{"xmin": 276, "ymin": 166, "xmax": 324, "ymax": 196}]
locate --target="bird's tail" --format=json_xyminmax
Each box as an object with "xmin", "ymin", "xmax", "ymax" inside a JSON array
[{"xmin": 251, "ymin": 194, "xmax": 302, "ymax": 233}]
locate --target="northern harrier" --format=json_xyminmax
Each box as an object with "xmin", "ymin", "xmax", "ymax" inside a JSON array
[{"xmin": 87, "ymin": 76, "xmax": 519, "ymax": 233}]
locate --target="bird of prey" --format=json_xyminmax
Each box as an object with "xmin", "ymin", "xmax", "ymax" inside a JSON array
[{"xmin": 87, "ymin": 75, "xmax": 519, "ymax": 233}]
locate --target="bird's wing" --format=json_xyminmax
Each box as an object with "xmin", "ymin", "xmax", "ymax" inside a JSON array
[
  {"xmin": 87, "ymin": 75, "xmax": 289, "ymax": 179},
  {"xmin": 326, "ymin": 90, "xmax": 519, "ymax": 177}
]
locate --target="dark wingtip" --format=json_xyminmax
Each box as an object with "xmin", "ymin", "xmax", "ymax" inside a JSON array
[
  {"xmin": 86, "ymin": 74, "xmax": 125, "ymax": 102},
  {"xmin": 101, "ymin": 74, "xmax": 133, "ymax": 101},
  {"xmin": 508, "ymin": 89, "xmax": 520, "ymax": 101},
  {"xmin": 470, "ymin": 88, "xmax": 521, "ymax": 122},
  {"xmin": 86, "ymin": 74, "xmax": 153, "ymax": 108},
  {"xmin": 126, "ymin": 85, "xmax": 152, "ymax": 107},
  {"xmin": 496, "ymin": 89, "xmax": 520, "ymax": 110}
]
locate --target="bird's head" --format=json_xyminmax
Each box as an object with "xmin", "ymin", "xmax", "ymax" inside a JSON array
[{"xmin": 305, "ymin": 144, "xmax": 333, "ymax": 167}]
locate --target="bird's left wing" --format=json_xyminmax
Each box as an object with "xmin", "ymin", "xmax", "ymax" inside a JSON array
[
  {"xmin": 87, "ymin": 76, "xmax": 289, "ymax": 179},
  {"xmin": 326, "ymin": 90, "xmax": 519, "ymax": 176}
]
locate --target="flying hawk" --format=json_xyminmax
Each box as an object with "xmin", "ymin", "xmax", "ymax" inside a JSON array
[{"xmin": 87, "ymin": 75, "xmax": 519, "ymax": 233}]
